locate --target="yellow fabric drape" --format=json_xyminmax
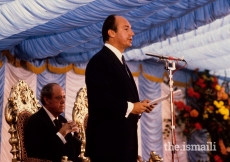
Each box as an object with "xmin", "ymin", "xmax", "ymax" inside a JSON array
[
  {"xmin": 26, "ymin": 61, "xmax": 47, "ymax": 74},
  {"xmin": 140, "ymin": 64, "xmax": 189, "ymax": 87},
  {"xmin": 72, "ymin": 64, "xmax": 141, "ymax": 76},
  {"xmin": 142, "ymin": 71, "xmax": 164, "ymax": 82},
  {"xmin": 139, "ymin": 64, "xmax": 164, "ymax": 82},
  {"xmin": 173, "ymin": 79, "xmax": 190, "ymax": 87},
  {"xmin": 2, "ymin": 50, "xmax": 21, "ymax": 67},
  {"xmin": 132, "ymin": 71, "xmax": 140, "ymax": 77},
  {"xmin": 1, "ymin": 50, "xmax": 189, "ymax": 86},
  {"xmin": 73, "ymin": 65, "xmax": 85, "ymax": 75},
  {"xmin": 48, "ymin": 62, "xmax": 73, "ymax": 74}
]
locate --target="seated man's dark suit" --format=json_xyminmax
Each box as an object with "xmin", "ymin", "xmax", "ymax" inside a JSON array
[{"xmin": 24, "ymin": 107, "xmax": 81, "ymax": 162}]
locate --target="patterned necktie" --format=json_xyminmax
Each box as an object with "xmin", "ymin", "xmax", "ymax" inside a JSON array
[
  {"xmin": 121, "ymin": 55, "xmax": 130, "ymax": 77},
  {"xmin": 53, "ymin": 118, "xmax": 62, "ymax": 130}
]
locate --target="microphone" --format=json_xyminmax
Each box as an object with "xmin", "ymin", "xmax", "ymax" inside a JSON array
[{"xmin": 146, "ymin": 53, "xmax": 185, "ymax": 62}]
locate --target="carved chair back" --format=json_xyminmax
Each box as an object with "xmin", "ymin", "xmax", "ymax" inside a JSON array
[
  {"xmin": 72, "ymin": 86, "xmax": 90, "ymax": 162},
  {"xmin": 5, "ymin": 80, "xmax": 50, "ymax": 162}
]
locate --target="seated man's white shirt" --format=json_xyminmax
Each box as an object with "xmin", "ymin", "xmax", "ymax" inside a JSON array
[{"xmin": 43, "ymin": 107, "xmax": 67, "ymax": 144}]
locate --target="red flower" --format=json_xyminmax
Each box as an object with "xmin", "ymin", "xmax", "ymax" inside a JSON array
[
  {"xmin": 212, "ymin": 76, "xmax": 218, "ymax": 88},
  {"xmin": 175, "ymin": 70, "xmax": 230, "ymax": 161},
  {"xmin": 210, "ymin": 122, "xmax": 216, "ymax": 126},
  {"xmin": 187, "ymin": 87, "xmax": 194, "ymax": 97},
  {"xmin": 194, "ymin": 122, "xmax": 202, "ymax": 130},
  {"xmin": 214, "ymin": 155, "xmax": 223, "ymax": 162},
  {"xmin": 196, "ymin": 78, "xmax": 206, "ymax": 88},
  {"xmin": 212, "ymin": 83, "xmax": 218, "ymax": 89},
  {"xmin": 187, "ymin": 88, "xmax": 200, "ymax": 99},
  {"xmin": 218, "ymin": 124, "xmax": 223, "ymax": 132},
  {"xmin": 218, "ymin": 127, "xmax": 223, "ymax": 132},
  {"xmin": 213, "ymin": 76, "xmax": 218, "ymax": 83},
  {"xmin": 183, "ymin": 129, "xmax": 188, "ymax": 133},
  {"xmin": 184, "ymin": 105, "xmax": 191, "ymax": 112},
  {"xmin": 174, "ymin": 101, "xmax": 185, "ymax": 111},
  {"xmin": 193, "ymin": 92, "xmax": 200, "ymax": 99}
]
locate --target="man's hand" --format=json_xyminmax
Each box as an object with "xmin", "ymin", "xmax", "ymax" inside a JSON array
[
  {"xmin": 144, "ymin": 100, "xmax": 156, "ymax": 113},
  {"xmin": 131, "ymin": 99, "xmax": 155, "ymax": 114},
  {"xmin": 59, "ymin": 121, "xmax": 79, "ymax": 137}
]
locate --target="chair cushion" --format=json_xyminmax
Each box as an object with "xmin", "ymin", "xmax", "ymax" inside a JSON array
[{"xmin": 17, "ymin": 110, "xmax": 32, "ymax": 160}]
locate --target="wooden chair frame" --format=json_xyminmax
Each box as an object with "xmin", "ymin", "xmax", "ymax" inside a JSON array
[
  {"xmin": 72, "ymin": 86, "xmax": 90, "ymax": 162},
  {"xmin": 5, "ymin": 80, "xmax": 51, "ymax": 162}
]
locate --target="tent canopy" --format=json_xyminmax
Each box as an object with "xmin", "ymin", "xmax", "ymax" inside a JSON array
[{"xmin": 0, "ymin": 0, "xmax": 230, "ymax": 77}]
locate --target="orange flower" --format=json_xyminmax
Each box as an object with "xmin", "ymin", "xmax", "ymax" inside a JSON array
[
  {"xmin": 209, "ymin": 106, "xmax": 214, "ymax": 111},
  {"xmin": 183, "ymin": 113, "xmax": 189, "ymax": 117},
  {"xmin": 217, "ymin": 86, "xmax": 228, "ymax": 100},
  {"xmin": 190, "ymin": 109, "xmax": 199, "ymax": 117},
  {"xmin": 219, "ymin": 139, "xmax": 227, "ymax": 155},
  {"xmin": 222, "ymin": 93, "xmax": 228, "ymax": 100}
]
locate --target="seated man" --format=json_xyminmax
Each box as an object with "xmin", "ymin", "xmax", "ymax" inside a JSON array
[{"xmin": 24, "ymin": 83, "xmax": 81, "ymax": 162}]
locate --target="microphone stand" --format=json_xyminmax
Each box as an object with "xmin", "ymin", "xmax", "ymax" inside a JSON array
[
  {"xmin": 165, "ymin": 60, "xmax": 176, "ymax": 162},
  {"xmin": 146, "ymin": 53, "xmax": 181, "ymax": 162}
]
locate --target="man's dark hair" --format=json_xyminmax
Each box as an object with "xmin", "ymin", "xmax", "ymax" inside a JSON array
[
  {"xmin": 102, "ymin": 14, "xmax": 117, "ymax": 43},
  {"xmin": 40, "ymin": 83, "xmax": 58, "ymax": 106}
]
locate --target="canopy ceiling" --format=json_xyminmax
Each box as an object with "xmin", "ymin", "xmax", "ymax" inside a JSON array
[{"xmin": 0, "ymin": 0, "xmax": 230, "ymax": 78}]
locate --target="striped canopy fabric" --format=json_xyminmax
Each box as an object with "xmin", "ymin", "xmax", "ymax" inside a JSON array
[
  {"xmin": 1, "ymin": 1, "xmax": 230, "ymax": 161},
  {"xmin": 0, "ymin": 0, "xmax": 230, "ymax": 77}
]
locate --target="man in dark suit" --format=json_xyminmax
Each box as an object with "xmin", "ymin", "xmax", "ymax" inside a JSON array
[
  {"xmin": 85, "ymin": 14, "xmax": 155, "ymax": 162},
  {"xmin": 24, "ymin": 83, "xmax": 81, "ymax": 162}
]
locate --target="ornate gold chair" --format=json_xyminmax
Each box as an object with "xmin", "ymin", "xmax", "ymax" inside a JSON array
[
  {"xmin": 72, "ymin": 86, "xmax": 90, "ymax": 162},
  {"xmin": 5, "ymin": 80, "xmax": 51, "ymax": 162},
  {"xmin": 148, "ymin": 151, "xmax": 163, "ymax": 162}
]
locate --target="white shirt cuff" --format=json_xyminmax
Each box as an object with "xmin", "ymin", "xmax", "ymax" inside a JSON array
[
  {"xmin": 125, "ymin": 102, "xmax": 134, "ymax": 118},
  {"xmin": 56, "ymin": 132, "xmax": 67, "ymax": 144}
]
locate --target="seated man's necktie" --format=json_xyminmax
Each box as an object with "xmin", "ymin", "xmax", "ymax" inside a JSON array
[
  {"xmin": 53, "ymin": 118, "xmax": 62, "ymax": 131},
  {"xmin": 121, "ymin": 55, "xmax": 130, "ymax": 77}
]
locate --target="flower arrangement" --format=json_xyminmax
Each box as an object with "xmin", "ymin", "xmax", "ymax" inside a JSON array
[{"xmin": 174, "ymin": 69, "xmax": 230, "ymax": 162}]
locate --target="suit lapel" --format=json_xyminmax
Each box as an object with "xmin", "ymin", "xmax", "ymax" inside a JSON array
[
  {"xmin": 104, "ymin": 46, "xmax": 139, "ymax": 101},
  {"xmin": 125, "ymin": 65, "xmax": 139, "ymax": 100},
  {"xmin": 38, "ymin": 108, "xmax": 57, "ymax": 132}
]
